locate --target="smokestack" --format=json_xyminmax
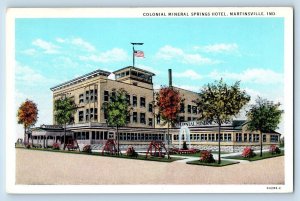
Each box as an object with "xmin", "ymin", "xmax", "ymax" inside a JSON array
[{"xmin": 168, "ymin": 69, "xmax": 172, "ymax": 87}]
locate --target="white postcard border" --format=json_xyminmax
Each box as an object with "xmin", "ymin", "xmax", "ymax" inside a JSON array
[{"xmin": 6, "ymin": 7, "xmax": 294, "ymax": 194}]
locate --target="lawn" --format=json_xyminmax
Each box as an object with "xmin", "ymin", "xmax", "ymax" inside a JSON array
[
  {"xmin": 171, "ymin": 151, "xmax": 229, "ymax": 158},
  {"xmin": 186, "ymin": 160, "xmax": 239, "ymax": 167},
  {"xmin": 15, "ymin": 147, "xmax": 183, "ymax": 163},
  {"xmin": 224, "ymin": 151, "xmax": 284, "ymax": 161}
]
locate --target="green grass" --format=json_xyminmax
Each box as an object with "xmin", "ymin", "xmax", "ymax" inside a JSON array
[
  {"xmin": 15, "ymin": 147, "xmax": 183, "ymax": 163},
  {"xmin": 186, "ymin": 160, "xmax": 239, "ymax": 167},
  {"xmin": 171, "ymin": 151, "xmax": 229, "ymax": 158},
  {"xmin": 224, "ymin": 151, "xmax": 284, "ymax": 161}
]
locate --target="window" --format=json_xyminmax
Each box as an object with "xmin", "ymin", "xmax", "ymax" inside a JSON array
[
  {"xmin": 140, "ymin": 97, "xmax": 146, "ymax": 107},
  {"xmin": 157, "ymin": 114, "xmax": 160, "ymax": 124},
  {"xmin": 94, "ymin": 89, "xmax": 98, "ymax": 101},
  {"xmin": 248, "ymin": 134, "xmax": 252, "ymax": 142},
  {"xmin": 201, "ymin": 134, "xmax": 205, "ymax": 141},
  {"xmin": 148, "ymin": 118, "xmax": 153, "ymax": 126},
  {"xmin": 224, "ymin": 133, "xmax": 228, "ymax": 141},
  {"xmin": 111, "ymin": 91, "xmax": 116, "ymax": 101},
  {"xmin": 187, "ymin": 117, "xmax": 191, "ymax": 121},
  {"xmin": 104, "ymin": 91, "xmax": 109, "ymax": 101},
  {"xmin": 263, "ymin": 134, "xmax": 266, "ymax": 142},
  {"xmin": 86, "ymin": 109, "xmax": 89, "ymax": 121},
  {"xmin": 180, "ymin": 103, "xmax": 185, "ymax": 113},
  {"xmin": 126, "ymin": 94, "xmax": 130, "ymax": 105},
  {"xmin": 79, "ymin": 94, "xmax": 84, "ymax": 103},
  {"xmin": 236, "ymin": 133, "xmax": 242, "ymax": 142},
  {"xmin": 220, "ymin": 134, "xmax": 223, "ymax": 141},
  {"xmin": 254, "ymin": 134, "xmax": 260, "ymax": 142},
  {"xmin": 94, "ymin": 108, "xmax": 98, "ymax": 120},
  {"xmin": 244, "ymin": 134, "xmax": 247, "ymax": 142},
  {"xmin": 126, "ymin": 114, "xmax": 131, "ymax": 123},
  {"xmin": 211, "ymin": 134, "xmax": 215, "ymax": 141},
  {"xmin": 133, "ymin": 96, "xmax": 137, "ymax": 107},
  {"xmin": 179, "ymin": 116, "xmax": 185, "ymax": 122},
  {"xmin": 140, "ymin": 113, "xmax": 146, "ymax": 124},
  {"xmin": 133, "ymin": 112, "xmax": 138, "ymax": 123},
  {"xmin": 208, "ymin": 134, "xmax": 212, "ymax": 141},
  {"xmin": 188, "ymin": 105, "xmax": 192, "ymax": 113},
  {"xmin": 270, "ymin": 135, "xmax": 279, "ymax": 142},
  {"xmin": 148, "ymin": 103, "xmax": 153, "ymax": 112},
  {"xmin": 192, "ymin": 106, "xmax": 197, "ymax": 114},
  {"xmin": 228, "ymin": 134, "xmax": 232, "ymax": 141},
  {"xmin": 104, "ymin": 108, "xmax": 108, "ymax": 120},
  {"xmin": 85, "ymin": 91, "xmax": 89, "ymax": 102}
]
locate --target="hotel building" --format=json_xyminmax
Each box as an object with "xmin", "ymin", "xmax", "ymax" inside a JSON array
[{"xmin": 29, "ymin": 66, "xmax": 281, "ymax": 152}]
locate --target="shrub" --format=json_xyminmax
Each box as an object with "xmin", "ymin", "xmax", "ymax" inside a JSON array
[
  {"xmin": 269, "ymin": 145, "xmax": 281, "ymax": 154},
  {"xmin": 200, "ymin": 150, "xmax": 215, "ymax": 163},
  {"xmin": 24, "ymin": 142, "xmax": 31, "ymax": 149},
  {"xmin": 82, "ymin": 145, "xmax": 92, "ymax": 153},
  {"xmin": 52, "ymin": 143, "xmax": 60, "ymax": 150},
  {"xmin": 242, "ymin": 147, "xmax": 256, "ymax": 158},
  {"xmin": 126, "ymin": 146, "xmax": 138, "ymax": 158}
]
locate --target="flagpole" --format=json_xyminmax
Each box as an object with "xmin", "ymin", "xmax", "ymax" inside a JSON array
[
  {"xmin": 131, "ymin": 42, "xmax": 144, "ymax": 67},
  {"xmin": 132, "ymin": 45, "xmax": 135, "ymax": 67}
]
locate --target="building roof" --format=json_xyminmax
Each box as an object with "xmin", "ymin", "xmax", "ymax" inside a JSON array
[
  {"xmin": 113, "ymin": 66, "xmax": 155, "ymax": 76},
  {"xmin": 50, "ymin": 69, "xmax": 111, "ymax": 91}
]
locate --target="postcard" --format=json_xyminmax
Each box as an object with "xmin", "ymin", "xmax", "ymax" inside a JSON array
[{"xmin": 6, "ymin": 7, "xmax": 293, "ymax": 193}]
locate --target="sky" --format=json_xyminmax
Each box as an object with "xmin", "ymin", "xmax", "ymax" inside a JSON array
[{"xmin": 14, "ymin": 17, "xmax": 284, "ymax": 139}]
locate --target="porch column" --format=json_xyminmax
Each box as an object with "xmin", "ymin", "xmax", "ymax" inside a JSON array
[{"xmin": 43, "ymin": 136, "xmax": 45, "ymax": 148}]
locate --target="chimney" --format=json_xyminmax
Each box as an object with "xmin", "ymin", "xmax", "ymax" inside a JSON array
[{"xmin": 168, "ymin": 69, "xmax": 172, "ymax": 87}]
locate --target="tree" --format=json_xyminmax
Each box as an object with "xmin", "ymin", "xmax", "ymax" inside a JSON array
[
  {"xmin": 54, "ymin": 96, "xmax": 77, "ymax": 150},
  {"xmin": 246, "ymin": 97, "xmax": 283, "ymax": 157},
  {"xmin": 17, "ymin": 99, "xmax": 38, "ymax": 144},
  {"xmin": 194, "ymin": 79, "xmax": 250, "ymax": 164},
  {"xmin": 102, "ymin": 88, "xmax": 131, "ymax": 155},
  {"xmin": 156, "ymin": 86, "xmax": 182, "ymax": 159}
]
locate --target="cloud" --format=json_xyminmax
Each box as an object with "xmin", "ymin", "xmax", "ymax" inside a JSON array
[
  {"xmin": 79, "ymin": 48, "xmax": 129, "ymax": 63},
  {"xmin": 32, "ymin": 39, "xmax": 60, "ymax": 54},
  {"xmin": 55, "ymin": 37, "xmax": 96, "ymax": 52},
  {"xmin": 209, "ymin": 68, "xmax": 283, "ymax": 84},
  {"xmin": 173, "ymin": 69, "xmax": 202, "ymax": 80},
  {"xmin": 15, "ymin": 61, "xmax": 58, "ymax": 85},
  {"xmin": 194, "ymin": 43, "xmax": 239, "ymax": 53},
  {"xmin": 137, "ymin": 64, "xmax": 161, "ymax": 75},
  {"xmin": 156, "ymin": 45, "xmax": 220, "ymax": 65},
  {"xmin": 22, "ymin": 48, "xmax": 37, "ymax": 56}
]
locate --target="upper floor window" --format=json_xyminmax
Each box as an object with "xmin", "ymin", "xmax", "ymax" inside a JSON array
[
  {"xmin": 78, "ymin": 111, "xmax": 84, "ymax": 122},
  {"xmin": 148, "ymin": 118, "xmax": 153, "ymax": 126},
  {"xmin": 157, "ymin": 114, "xmax": 160, "ymax": 124},
  {"xmin": 140, "ymin": 113, "xmax": 146, "ymax": 124},
  {"xmin": 179, "ymin": 116, "xmax": 185, "ymax": 122},
  {"xmin": 236, "ymin": 133, "xmax": 242, "ymax": 142},
  {"xmin": 133, "ymin": 112, "xmax": 138, "ymax": 123},
  {"xmin": 263, "ymin": 134, "xmax": 267, "ymax": 142},
  {"xmin": 148, "ymin": 103, "xmax": 153, "ymax": 113},
  {"xmin": 192, "ymin": 106, "xmax": 197, "ymax": 114},
  {"xmin": 79, "ymin": 94, "xmax": 84, "ymax": 103},
  {"xmin": 270, "ymin": 135, "xmax": 279, "ymax": 142},
  {"xmin": 140, "ymin": 97, "xmax": 146, "ymax": 107},
  {"xmin": 126, "ymin": 94, "xmax": 130, "ymax": 105},
  {"xmin": 104, "ymin": 91, "xmax": 109, "ymax": 102},
  {"xmin": 180, "ymin": 103, "xmax": 185, "ymax": 113},
  {"xmin": 187, "ymin": 105, "xmax": 192, "ymax": 113},
  {"xmin": 132, "ymin": 96, "xmax": 137, "ymax": 107}
]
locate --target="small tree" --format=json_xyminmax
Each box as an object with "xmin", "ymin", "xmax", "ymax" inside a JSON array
[
  {"xmin": 102, "ymin": 88, "xmax": 131, "ymax": 155},
  {"xmin": 194, "ymin": 79, "xmax": 250, "ymax": 164},
  {"xmin": 54, "ymin": 96, "xmax": 77, "ymax": 150},
  {"xmin": 17, "ymin": 99, "xmax": 38, "ymax": 144},
  {"xmin": 246, "ymin": 97, "xmax": 283, "ymax": 157},
  {"xmin": 156, "ymin": 86, "xmax": 182, "ymax": 159}
]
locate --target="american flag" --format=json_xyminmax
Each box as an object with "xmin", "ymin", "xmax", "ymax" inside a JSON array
[{"xmin": 134, "ymin": 50, "xmax": 144, "ymax": 58}]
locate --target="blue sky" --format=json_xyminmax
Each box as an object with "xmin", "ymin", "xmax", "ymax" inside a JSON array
[{"xmin": 15, "ymin": 17, "xmax": 284, "ymax": 137}]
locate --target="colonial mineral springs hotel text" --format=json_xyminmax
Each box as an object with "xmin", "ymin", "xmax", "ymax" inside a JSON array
[{"xmin": 28, "ymin": 66, "xmax": 281, "ymax": 152}]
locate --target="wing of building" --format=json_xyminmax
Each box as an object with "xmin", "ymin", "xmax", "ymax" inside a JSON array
[{"xmin": 28, "ymin": 66, "xmax": 281, "ymax": 152}]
